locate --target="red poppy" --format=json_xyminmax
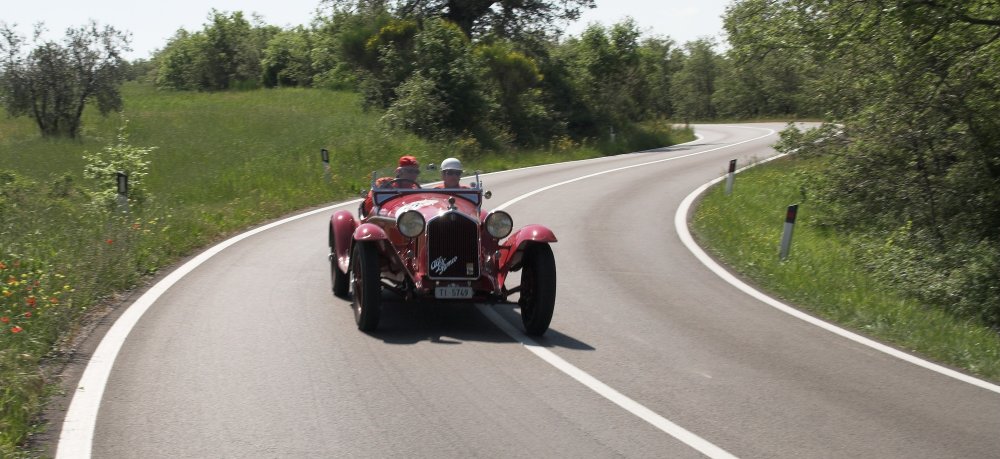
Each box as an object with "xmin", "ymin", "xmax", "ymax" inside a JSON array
[
  {"xmin": 24, "ymin": 312, "xmax": 32, "ymax": 318},
  {"xmin": 11, "ymin": 326, "xmax": 23, "ymax": 333},
  {"xmin": 26, "ymin": 296, "xmax": 36, "ymax": 307},
  {"xmin": 106, "ymin": 239, "xmax": 114, "ymax": 245},
  {"xmin": 1, "ymin": 317, "xmax": 9, "ymax": 324},
  {"xmin": 49, "ymin": 297, "xmax": 59, "ymax": 304},
  {"xmin": 0, "ymin": 261, "xmax": 7, "ymax": 270}
]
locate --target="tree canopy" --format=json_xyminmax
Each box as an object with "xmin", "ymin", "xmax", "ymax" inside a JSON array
[
  {"xmin": 0, "ymin": 21, "xmax": 130, "ymax": 138},
  {"xmin": 733, "ymin": 0, "xmax": 1000, "ymax": 326}
]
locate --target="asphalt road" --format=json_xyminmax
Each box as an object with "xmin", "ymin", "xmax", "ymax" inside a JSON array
[{"xmin": 55, "ymin": 123, "xmax": 1000, "ymax": 458}]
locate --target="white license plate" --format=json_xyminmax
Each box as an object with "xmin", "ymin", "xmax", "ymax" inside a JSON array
[{"xmin": 435, "ymin": 286, "xmax": 473, "ymax": 299}]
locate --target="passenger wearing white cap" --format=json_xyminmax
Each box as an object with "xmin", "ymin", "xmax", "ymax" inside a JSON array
[{"xmin": 435, "ymin": 157, "xmax": 468, "ymax": 188}]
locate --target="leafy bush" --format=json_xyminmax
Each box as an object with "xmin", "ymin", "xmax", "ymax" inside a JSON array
[{"xmin": 82, "ymin": 120, "xmax": 155, "ymax": 210}]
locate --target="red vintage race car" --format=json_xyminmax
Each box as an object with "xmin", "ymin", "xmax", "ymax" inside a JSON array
[{"xmin": 328, "ymin": 173, "xmax": 557, "ymax": 335}]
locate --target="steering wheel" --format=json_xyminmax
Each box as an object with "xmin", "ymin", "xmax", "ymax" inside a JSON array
[{"xmin": 386, "ymin": 178, "xmax": 421, "ymax": 189}]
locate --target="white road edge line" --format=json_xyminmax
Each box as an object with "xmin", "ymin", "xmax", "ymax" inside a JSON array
[
  {"xmin": 476, "ymin": 305, "xmax": 737, "ymax": 459},
  {"xmin": 493, "ymin": 128, "xmax": 767, "ymax": 212},
  {"xmin": 481, "ymin": 129, "xmax": 785, "ymax": 459},
  {"xmin": 674, "ymin": 152, "xmax": 1000, "ymax": 396},
  {"xmin": 56, "ymin": 201, "xmax": 360, "ymax": 458}
]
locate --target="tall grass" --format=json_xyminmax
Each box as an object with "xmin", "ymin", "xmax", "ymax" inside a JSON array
[
  {"xmin": 692, "ymin": 154, "xmax": 1000, "ymax": 381},
  {"xmin": 0, "ymin": 81, "xmax": 692, "ymax": 455}
]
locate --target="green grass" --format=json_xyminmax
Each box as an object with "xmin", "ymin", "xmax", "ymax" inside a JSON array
[
  {"xmin": 692, "ymin": 154, "xmax": 1000, "ymax": 381},
  {"xmin": 0, "ymin": 82, "xmax": 692, "ymax": 456}
]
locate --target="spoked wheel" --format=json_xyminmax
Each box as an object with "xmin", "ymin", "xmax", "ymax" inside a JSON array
[
  {"xmin": 351, "ymin": 241, "xmax": 382, "ymax": 332},
  {"xmin": 330, "ymin": 238, "xmax": 349, "ymax": 298},
  {"xmin": 519, "ymin": 243, "xmax": 556, "ymax": 336}
]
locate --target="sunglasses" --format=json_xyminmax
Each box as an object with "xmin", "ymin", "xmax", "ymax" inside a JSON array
[{"xmin": 443, "ymin": 170, "xmax": 463, "ymax": 176}]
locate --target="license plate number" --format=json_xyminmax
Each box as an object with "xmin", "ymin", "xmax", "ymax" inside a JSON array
[{"xmin": 435, "ymin": 286, "xmax": 473, "ymax": 299}]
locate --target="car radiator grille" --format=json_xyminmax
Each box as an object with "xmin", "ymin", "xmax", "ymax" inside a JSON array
[{"xmin": 427, "ymin": 212, "xmax": 480, "ymax": 279}]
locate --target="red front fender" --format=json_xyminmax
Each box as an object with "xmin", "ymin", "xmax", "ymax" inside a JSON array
[
  {"xmin": 330, "ymin": 210, "xmax": 358, "ymax": 273},
  {"xmin": 497, "ymin": 224, "xmax": 557, "ymax": 273},
  {"xmin": 354, "ymin": 223, "xmax": 389, "ymax": 241}
]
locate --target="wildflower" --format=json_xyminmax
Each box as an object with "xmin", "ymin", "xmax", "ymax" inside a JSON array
[
  {"xmin": 0, "ymin": 261, "xmax": 6, "ymax": 270},
  {"xmin": 106, "ymin": 239, "xmax": 114, "ymax": 245},
  {"xmin": 6, "ymin": 276, "xmax": 17, "ymax": 286},
  {"xmin": 24, "ymin": 312, "xmax": 32, "ymax": 318},
  {"xmin": 26, "ymin": 296, "xmax": 36, "ymax": 307},
  {"xmin": 132, "ymin": 223, "xmax": 141, "ymax": 230},
  {"xmin": 50, "ymin": 297, "xmax": 60, "ymax": 304},
  {"xmin": 11, "ymin": 326, "xmax": 23, "ymax": 333},
  {"xmin": 1, "ymin": 316, "xmax": 8, "ymax": 323},
  {"xmin": 2, "ymin": 289, "xmax": 11, "ymax": 297}
]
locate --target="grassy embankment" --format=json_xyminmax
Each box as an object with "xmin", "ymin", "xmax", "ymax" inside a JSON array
[
  {"xmin": 0, "ymin": 81, "xmax": 690, "ymax": 456},
  {"xmin": 692, "ymin": 154, "xmax": 1000, "ymax": 381}
]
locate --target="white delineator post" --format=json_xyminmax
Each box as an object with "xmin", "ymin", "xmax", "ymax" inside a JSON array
[
  {"xmin": 725, "ymin": 159, "xmax": 736, "ymax": 195},
  {"xmin": 321, "ymin": 148, "xmax": 331, "ymax": 181},
  {"xmin": 780, "ymin": 204, "xmax": 798, "ymax": 260},
  {"xmin": 115, "ymin": 171, "xmax": 129, "ymax": 214}
]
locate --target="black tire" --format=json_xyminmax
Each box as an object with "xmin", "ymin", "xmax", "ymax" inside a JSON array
[
  {"xmin": 351, "ymin": 241, "xmax": 382, "ymax": 332},
  {"xmin": 519, "ymin": 243, "xmax": 556, "ymax": 336},
  {"xmin": 330, "ymin": 235, "xmax": 349, "ymax": 298}
]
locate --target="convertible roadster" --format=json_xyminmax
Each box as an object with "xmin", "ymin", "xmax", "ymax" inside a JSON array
[{"xmin": 328, "ymin": 172, "xmax": 558, "ymax": 335}]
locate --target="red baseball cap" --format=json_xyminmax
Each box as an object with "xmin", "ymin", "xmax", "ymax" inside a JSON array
[{"xmin": 398, "ymin": 155, "xmax": 419, "ymax": 167}]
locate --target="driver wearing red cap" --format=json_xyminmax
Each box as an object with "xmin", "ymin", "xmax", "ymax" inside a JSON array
[{"xmin": 361, "ymin": 155, "xmax": 421, "ymax": 216}]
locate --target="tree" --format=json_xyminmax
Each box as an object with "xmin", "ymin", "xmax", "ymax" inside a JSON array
[
  {"xmin": 387, "ymin": 18, "xmax": 487, "ymax": 137},
  {"xmin": 636, "ymin": 36, "xmax": 681, "ymax": 119},
  {"xmin": 261, "ymin": 27, "xmax": 315, "ymax": 87},
  {"xmin": 153, "ymin": 10, "xmax": 278, "ymax": 91},
  {"xmin": 554, "ymin": 20, "xmax": 649, "ymax": 135},
  {"xmin": 393, "ymin": 0, "xmax": 595, "ymax": 39},
  {"xmin": 670, "ymin": 39, "xmax": 720, "ymax": 122},
  {"xmin": 476, "ymin": 40, "xmax": 552, "ymax": 144},
  {"xmin": 0, "ymin": 21, "xmax": 130, "ymax": 138},
  {"xmin": 155, "ymin": 29, "xmax": 209, "ymax": 90},
  {"xmin": 732, "ymin": 0, "xmax": 1000, "ymax": 326}
]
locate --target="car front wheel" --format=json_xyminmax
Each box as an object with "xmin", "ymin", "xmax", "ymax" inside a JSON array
[
  {"xmin": 519, "ymin": 243, "xmax": 556, "ymax": 336},
  {"xmin": 351, "ymin": 241, "xmax": 382, "ymax": 331}
]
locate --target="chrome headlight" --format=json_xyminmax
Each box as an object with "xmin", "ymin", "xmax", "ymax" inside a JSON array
[
  {"xmin": 485, "ymin": 211, "xmax": 513, "ymax": 239},
  {"xmin": 397, "ymin": 210, "xmax": 425, "ymax": 238}
]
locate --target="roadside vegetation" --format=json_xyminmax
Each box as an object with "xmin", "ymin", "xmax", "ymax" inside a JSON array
[{"xmin": 692, "ymin": 154, "xmax": 1000, "ymax": 382}]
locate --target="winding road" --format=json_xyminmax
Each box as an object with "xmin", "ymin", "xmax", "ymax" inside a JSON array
[{"xmin": 53, "ymin": 123, "xmax": 1000, "ymax": 458}]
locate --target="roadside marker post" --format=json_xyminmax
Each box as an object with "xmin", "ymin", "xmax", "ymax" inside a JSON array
[
  {"xmin": 321, "ymin": 148, "xmax": 331, "ymax": 181},
  {"xmin": 725, "ymin": 159, "xmax": 736, "ymax": 195},
  {"xmin": 116, "ymin": 171, "xmax": 129, "ymax": 214},
  {"xmin": 780, "ymin": 204, "xmax": 798, "ymax": 260}
]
